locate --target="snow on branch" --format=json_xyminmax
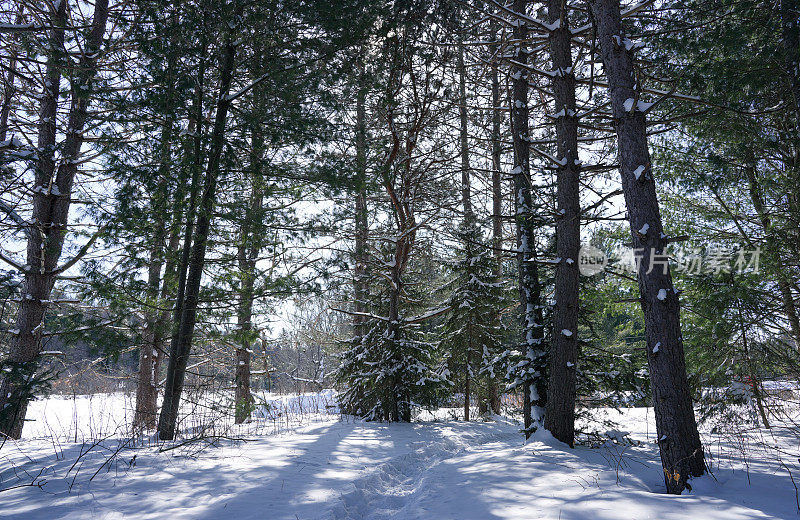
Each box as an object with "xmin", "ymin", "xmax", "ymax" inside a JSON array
[
  {"xmin": 330, "ymin": 307, "xmax": 391, "ymax": 322},
  {"xmin": 486, "ymin": 0, "xmax": 562, "ymax": 34},
  {"xmin": 403, "ymin": 306, "xmax": 450, "ymax": 325}
]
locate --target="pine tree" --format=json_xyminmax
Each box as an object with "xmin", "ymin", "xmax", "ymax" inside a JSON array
[
  {"xmin": 441, "ymin": 216, "xmax": 505, "ymax": 420},
  {"xmin": 0, "ymin": 0, "xmax": 111, "ymax": 439},
  {"xmin": 588, "ymin": 0, "xmax": 705, "ymax": 493}
]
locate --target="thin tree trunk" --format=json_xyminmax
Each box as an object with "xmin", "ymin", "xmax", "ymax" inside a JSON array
[
  {"xmin": 544, "ymin": 0, "xmax": 580, "ymax": 447},
  {"xmin": 353, "ymin": 49, "xmax": 369, "ymax": 341},
  {"xmin": 457, "ymin": 33, "xmax": 472, "ymax": 220},
  {"xmin": 510, "ymin": 0, "xmax": 546, "ymax": 437},
  {"xmin": 589, "ymin": 0, "xmax": 705, "ymax": 493},
  {"xmin": 234, "ymin": 261, "xmax": 255, "ymax": 424},
  {"xmin": 781, "ymin": 0, "xmax": 800, "ymax": 124},
  {"xmin": 735, "ymin": 290, "xmax": 770, "ymax": 429},
  {"xmin": 458, "ymin": 29, "xmax": 474, "ymax": 422},
  {"xmin": 234, "ymin": 127, "xmax": 265, "ymax": 424},
  {"xmin": 0, "ymin": 6, "xmax": 23, "ymax": 143},
  {"xmin": 743, "ymin": 162, "xmax": 800, "ymax": 349},
  {"xmin": 780, "ymin": 0, "xmax": 800, "ymax": 319},
  {"xmin": 488, "ymin": 19, "xmax": 503, "ymax": 416},
  {"xmin": 157, "ymin": 32, "xmax": 237, "ymax": 440},
  {"xmin": 134, "ymin": 217, "xmax": 167, "ymax": 429},
  {"xmin": 135, "ymin": 119, "xmax": 196, "ymax": 429},
  {"xmin": 0, "ymin": 0, "xmax": 109, "ymax": 439},
  {"xmin": 153, "ymin": 33, "xmax": 207, "ymax": 437},
  {"xmin": 134, "ymin": 80, "xmax": 177, "ymax": 428}
]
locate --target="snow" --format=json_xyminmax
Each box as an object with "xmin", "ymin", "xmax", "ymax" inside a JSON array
[
  {"xmin": 657, "ymin": 289, "xmax": 667, "ymax": 301},
  {"xmin": 637, "ymin": 100, "xmax": 655, "ymax": 112},
  {"xmin": 2, "ymin": 394, "xmax": 799, "ymax": 519},
  {"xmin": 634, "ymin": 165, "xmax": 645, "ymax": 180},
  {"xmin": 624, "ymin": 98, "xmax": 635, "ymax": 112},
  {"xmin": 639, "ymin": 223, "xmax": 649, "ymax": 235}
]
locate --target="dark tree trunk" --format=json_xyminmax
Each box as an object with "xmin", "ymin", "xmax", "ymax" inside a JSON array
[
  {"xmin": 781, "ymin": 0, "xmax": 800, "ymax": 123},
  {"xmin": 0, "ymin": 6, "xmax": 23, "ymax": 143},
  {"xmin": 743, "ymin": 162, "xmax": 800, "ymax": 349},
  {"xmin": 510, "ymin": 0, "xmax": 546, "ymax": 437},
  {"xmin": 589, "ymin": 0, "xmax": 705, "ymax": 493},
  {"xmin": 0, "ymin": 0, "xmax": 108, "ymax": 439},
  {"xmin": 134, "ymin": 109, "xmax": 177, "ymax": 428},
  {"xmin": 734, "ymin": 289, "xmax": 770, "ymax": 429},
  {"xmin": 353, "ymin": 50, "xmax": 369, "ymax": 341},
  {"xmin": 134, "ymin": 5, "xmax": 182, "ymax": 429},
  {"xmin": 457, "ymin": 34, "xmax": 472, "ymax": 220},
  {"xmin": 234, "ymin": 260, "xmax": 255, "ymax": 424},
  {"xmin": 234, "ymin": 127, "xmax": 265, "ymax": 424},
  {"xmin": 543, "ymin": 0, "xmax": 580, "ymax": 447},
  {"xmin": 134, "ymin": 216, "xmax": 167, "ymax": 429},
  {"xmin": 780, "ymin": 0, "xmax": 800, "ymax": 311},
  {"xmin": 157, "ymin": 33, "xmax": 237, "ymax": 440},
  {"xmin": 458, "ymin": 31, "xmax": 474, "ymax": 422},
  {"xmin": 487, "ymin": 19, "xmax": 503, "ymax": 416}
]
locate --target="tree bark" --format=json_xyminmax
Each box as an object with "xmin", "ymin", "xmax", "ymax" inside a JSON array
[
  {"xmin": 458, "ymin": 30, "xmax": 473, "ymax": 422},
  {"xmin": 353, "ymin": 49, "xmax": 369, "ymax": 342},
  {"xmin": 0, "ymin": 0, "xmax": 108, "ymax": 439},
  {"xmin": 487, "ymin": 19, "xmax": 503, "ymax": 416},
  {"xmin": 543, "ymin": 0, "xmax": 581, "ymax": 447},
  {"xmin": 134, "ymin": 87, "xmax": 177, "ymax": 428},
  {"xmin": 779, "ymin": 0, "xmax": 800, "ymax": 308},
  {"xmin": 781, "ymin": 0, "xmax": 800, "ymax": 124},
  {"xmin": 157, "ymin": 32, "xmax": 237, "ymax": 440},
  {"xmin": 510, "ymin": 0, "xmax": 547, "ymax": 437},
  {"xmin": 589, "ymin": 0, "xmax": 705, "ymax": 493},
  {"xmin": 134, "ymin": 216, "xmax": 167, "ymax": 429},
  {"xmin": 234, "ymin": 127, "xmax": 265, "ymax": 424},
  {"xmin": 457, "ymin": 32, "xmax": 472, "ymax": 220},
  {"xmin": 743, "ymin": 162, "xmax": 800, "ymax": 349},
  {"xmin": 0, "ymin": 6, "xmax": 23, "ymax": 143}
]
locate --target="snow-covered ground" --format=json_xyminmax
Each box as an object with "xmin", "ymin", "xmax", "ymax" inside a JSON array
[{"xmin": 1, "ymin": 393, "xmax": 798, "ymax": 519}]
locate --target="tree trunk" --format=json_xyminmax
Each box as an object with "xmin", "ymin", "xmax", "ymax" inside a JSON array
[
  {"xmin": 779, "ymin": 0, "xmax": 800, "ymax": 324},
  {"xmin": 544, "ymin": 0, "xmax": 580, "ymax": 447},
  {"xmin": 134, "ymin": 217, "xmax": 167, "ymax": 429},
  {"xmin": 0, "ymin": 6, "xmax": 23, "ymax": 143},
  {"xmin": 735, "ymin": 291, "xmax": 770, "ymax": 429},
  {"xmin": 234, "ymin": 126, "xmax": 265, "ymax": 424},
  {"xmin": 0, "ymin": 0, "xmax": 109, "ymax": 439},
  {"xmin": 458, "ymin": 30, "xmax": 474, "ymax": 422},
  {"xmin": 488, "ymin": 19, "xmax": 503, "ymax": 416},
  {"xmin": 743, "ymin": 162, "xmax": 800, "ymax": 349},
  {"xmin": 457, "ymin": 33, "xmax": 472, "ymax": 220},
  {"xmin": 781, "ymin": 0, "xmax": 800, "ymax": 124},
  {"xmin": 157, "ymin": 33, "xmax": 237, "ymax": 440},
  {"xmin": 510, "ymin": 0, "xmax": 546, "ymax": 437},
  {"xmin": 134, "ymin": 104, "xmax": 177, "ymax": 428},
  {"xmin": 353, "ymin": 50, "xmax": 369, "ymax": 341},
  {"xmin": 234, "ymin": 260, "xmax": 255, "ymax": 424},
  {"xmin": 589, "ymin": 0, "xmax": 705, "ymax": 493}
]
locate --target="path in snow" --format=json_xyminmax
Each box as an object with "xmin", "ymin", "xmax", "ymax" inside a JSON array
[
  {"xmin": 1, "ymin": 400, "xmax": 798, "ymax": 519},
  {"xmin": 324, "ymin": 416, "xmax": 795, "ymax": 520}
]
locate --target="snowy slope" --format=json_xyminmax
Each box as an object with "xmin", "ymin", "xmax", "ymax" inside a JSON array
[{"xmin": 1, "ymin": 395, "xmax": 797, "ymax": 519}]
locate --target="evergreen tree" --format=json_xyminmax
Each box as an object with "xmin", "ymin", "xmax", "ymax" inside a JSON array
[{"xmin": 440, "ymin": 216, "xmax": 505, "ymax": 420}]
